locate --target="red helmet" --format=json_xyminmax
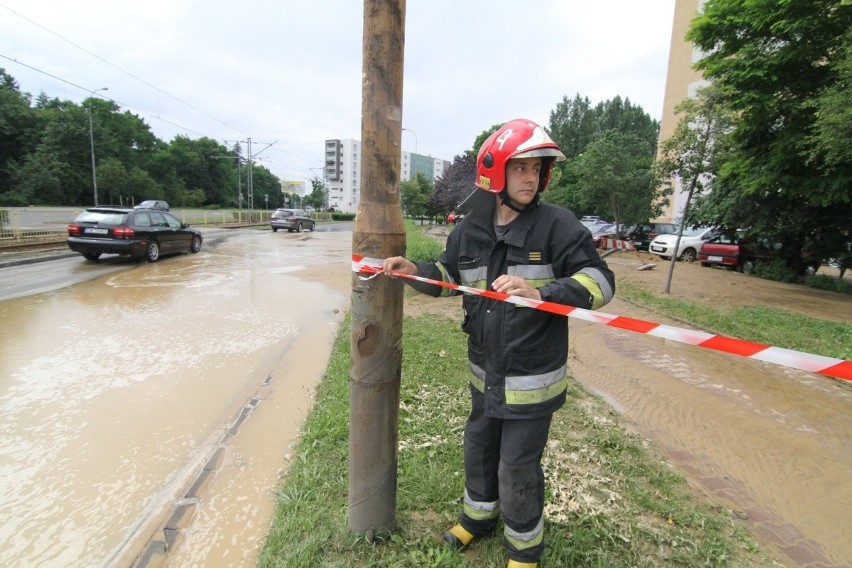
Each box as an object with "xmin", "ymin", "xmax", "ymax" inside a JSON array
[{"xmin": 475, "ymin": 118, "xmax": 566, "ymax": 193}]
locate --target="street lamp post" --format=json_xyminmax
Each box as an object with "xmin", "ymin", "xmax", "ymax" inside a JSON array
[
  {"xmin": 402, "ymin": 128, "xmax": 419, "ymax": 180},
  {"xmin": 402, "ymin": 127, "xmax": 417, "ymax": 155},
  {"xmin": 88, "ymin": 87, "xmax": 108, "ymax": 206}
]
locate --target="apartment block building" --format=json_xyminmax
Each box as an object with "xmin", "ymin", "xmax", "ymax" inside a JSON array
[
  {"xmin": 657, "ymin": 0, "xmax": 707, "ymax": 222},
  {"xmin": 323, "ymin": 138, "xmax": 451, "ymax": 213}
]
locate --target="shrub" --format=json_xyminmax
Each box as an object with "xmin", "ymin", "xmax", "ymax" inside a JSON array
[
  {"xmin": 404, "ymin": 220, "xmax": 444, "ymax": 262},
  {"xmin": 805, "ymin": 273, "xmax": 849, "ymax": 294},
  {"xmin": 752, "ymin": 258, "xmax": 797, "ymax": 283}
]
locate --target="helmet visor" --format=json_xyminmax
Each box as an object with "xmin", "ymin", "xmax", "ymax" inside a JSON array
[{"xmin": 512, "ymin": 147, "xmax": 566, "ymax": 161}]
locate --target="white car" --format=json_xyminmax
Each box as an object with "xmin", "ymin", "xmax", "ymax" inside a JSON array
[{"xmin": 648, "ymin": 227, "xmax": 718, "ymax": 262}]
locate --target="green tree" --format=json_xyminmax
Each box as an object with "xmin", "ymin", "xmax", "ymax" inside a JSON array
[
  {"xmin": 400, "ymin": 172, "xmax": 431, "ymax": 217},
  {"xmin": 430, "ymin": 151, "xmax": 476, "ymax": 215},
  {"xmin": 126, "ymin": 166, "xmax": 161, "ymax": 203},
  {"xmin": 547, "ymin": 94, "xmax": 596, "ymax": 161},
  {"xmin": 33, "ymin": 99, "xmax": 93, "ymax": 205},
  {"xmin": 250, "ymin": 164, "xmax": 281, "ymax": 208},
  {"xmin": 6, "ymin": 148, "xmax": 63, "ymax": 206},
  {"xmin": 688, "ymin": 0, "xmax": 852, "ymax": 273},
  {"xmin": 573, "ymin": 130, "xmax": 659, "ymax": 231},
  {"xmin": 97, "ymin": 157, "xmax": 129, "ymax": 205},
  {"xmin": 546, "ymin": 95, "xmax": 660, "ymax": 216},
  {"xmin": 306, "ymin": 176, "xmax": 327, "ymax": 210},
  {"xmin": 806, "ymin": 28, "xmax": 852, "ymax": 176},
  {"xmin": 0, "ymin": 69, "xmax": 38, "ymax": 199},
  {"xmin": 655, "ymin": 85, "xmax": 735, "ymax": 292}
]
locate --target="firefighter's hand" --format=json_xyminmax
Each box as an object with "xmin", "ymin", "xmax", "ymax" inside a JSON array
[
  {"xmin": 492, "ymin": 274, "xmax": 542, "ymax": 300},
  {"xmin": 383, "ymin": 256, "xmax": 418, "ymax": 278}
]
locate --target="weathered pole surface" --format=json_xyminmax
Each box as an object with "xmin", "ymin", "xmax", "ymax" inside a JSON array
[{"xmin": 348, "ymin": 0, "xmax": 407, "ymax": 536}]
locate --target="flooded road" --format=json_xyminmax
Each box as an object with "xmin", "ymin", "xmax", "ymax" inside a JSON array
[
  {"xmin": 570, "ymin": 293, "xmax": 852, "ymax": 568},
  {"xmin": 0, "ymin": 229, "xmax": 351, "ymax": 567}
]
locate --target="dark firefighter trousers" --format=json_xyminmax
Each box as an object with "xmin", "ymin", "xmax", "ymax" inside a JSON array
[{"xmin": 457, "ymin": 393, "xmax": 553, "ymax": 563}]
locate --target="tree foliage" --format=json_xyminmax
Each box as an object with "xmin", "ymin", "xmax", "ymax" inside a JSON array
[
  {"xmin": 687, "ymin": 0, "xmax": 852, "ymax": 272},
  {"xmin": 430, "ymin": 151, "xmax": 476, "ymax": 215},
  {"xmin": 546, "ymin": 94, "xmax": 661, "ymax": 221},
  {"xmin": 0, "ymin": 69, "xmax": 280, "ymax": 209},
  {"xmin": 306, "ymin": 176, "xmax": 327, "ymax": 210},
  {"xmin": 574, "ymin": 130, "xmax": 658, "ymax": 231},
  {"xmin": 806, "ymin": 28, "xmax": 852, "ymax": 174},
  {"xmin": 399, "ymin": 172, "xmax": 431, "ymax": 217}
]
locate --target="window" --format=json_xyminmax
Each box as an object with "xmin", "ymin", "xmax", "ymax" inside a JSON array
[{"xmin": 134, "ymin": 212, "xmax": 152, "ymax": 227}]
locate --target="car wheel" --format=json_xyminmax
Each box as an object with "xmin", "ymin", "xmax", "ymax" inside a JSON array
[
  {"xmin": 681, "ymin": 248, "xmax": 697, "ymax": 263},
  {"xmin": 296, "ymin": 222, "xmax": 302, "ymax": 233},
  {"xmin": 272, "ymin": 227, "xmax": 278, "ymax": 232},
  {"xmin": 82, "ymin": 252, "xmax": 101, "ymax": 261},
  {"xmin": 309, "ymin": 222, "xmax": 315, "ymax": 232},
  {"xmin": 144, "ymin": 241, "xmax": 160, "ymax": 262},
  {"xmin": 190, "ymin": 235, "xmax": 202, "ymax": 254}
]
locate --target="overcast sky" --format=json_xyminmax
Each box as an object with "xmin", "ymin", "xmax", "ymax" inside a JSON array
[{"xmin": 1, "ymin": 1, "xmax": 676, "ymax": 182}]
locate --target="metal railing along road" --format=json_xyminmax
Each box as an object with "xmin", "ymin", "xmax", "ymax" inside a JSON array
[{"xmin": 0, "ymin": 206, "xmax": 272, "ymax": 247}]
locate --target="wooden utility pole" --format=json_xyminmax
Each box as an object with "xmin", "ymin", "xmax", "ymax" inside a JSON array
[{"xmin": 348, "ymin": 0, "xmax": 407, "ymax": 536}]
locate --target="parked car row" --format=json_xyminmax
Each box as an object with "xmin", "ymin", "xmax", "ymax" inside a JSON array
[
  {"xmin": 626, "ymin": 222, "xmax": 680, "ymax": 251},
  {"xmin": 581, "ymin": 218, "xmax": 682, "ymax": 252}
]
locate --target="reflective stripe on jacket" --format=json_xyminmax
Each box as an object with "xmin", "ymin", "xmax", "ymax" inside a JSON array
[{"xmin": 412, "ymin": 200, "xmax": 615, "ymax": 419}]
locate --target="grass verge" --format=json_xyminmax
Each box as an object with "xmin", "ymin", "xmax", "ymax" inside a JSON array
[
  {"xmin": 258, "ymin": 225, "xmax": 791, "ymax": 567},
  {"xmin": 258, "ymin": 311, "xmax": 780, "ymax": 567},
  {"xmin": 616, "ymin": 280, "xmax": 852, "ymax": 361}
]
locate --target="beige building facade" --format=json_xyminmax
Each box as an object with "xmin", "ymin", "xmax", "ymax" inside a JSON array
[{"xmin": 657, "ymin": 0, "xmax": 707, "ymax": 222}]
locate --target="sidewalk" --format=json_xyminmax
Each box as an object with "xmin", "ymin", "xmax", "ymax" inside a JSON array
[
  {"xmin": 0, "ymin": 226, "xmax": 239, "ymax": 269},
  {"xmin": 0, "ymin": 243, "xmax": 75, "ymax": 269}
]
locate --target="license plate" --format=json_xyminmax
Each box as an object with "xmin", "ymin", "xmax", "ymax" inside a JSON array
[
  {"xmin": 651, "ymin": 246, "xmax": 663, "ymax": 253},
  {"xmin": 85, "ymin": 228, "xmax": 108, "ymax": 234},
  {"xmin": 708, "ymin": 255, "xmax": 723, "ymax": 262}
]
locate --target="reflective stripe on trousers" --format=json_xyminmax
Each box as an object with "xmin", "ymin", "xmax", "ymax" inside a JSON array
[{"xmin": 458, "ymin": 397, "xmax": 552, "ymax": 562}]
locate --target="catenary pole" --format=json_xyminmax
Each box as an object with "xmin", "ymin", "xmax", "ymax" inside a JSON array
[{"xmin": 348, "ymin": 0, "xmax": 407, "ymax": 536}]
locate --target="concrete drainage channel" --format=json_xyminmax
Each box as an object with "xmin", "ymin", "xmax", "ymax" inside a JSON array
[{"xmin": 129, "ymin": 379, "xmax": 269, "ymax": 568}]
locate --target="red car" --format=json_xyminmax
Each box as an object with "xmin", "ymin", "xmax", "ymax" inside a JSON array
[
  {"xmin": 698, "ymin": 234, "xmax": 769, "ymax": 271},
  {"xmin": 700, "ymin": 235, "xmax": 825, "ymax": 275}
]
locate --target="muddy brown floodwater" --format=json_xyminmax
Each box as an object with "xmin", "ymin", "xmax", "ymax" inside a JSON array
[{"xmin": 0, "ymin": 230, "xmax": 352, "ymax": 568}]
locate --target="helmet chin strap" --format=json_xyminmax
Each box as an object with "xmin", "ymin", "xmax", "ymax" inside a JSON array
[{"xmin": 499, "ymin": 189, "xmax": 539, "ymax": 213}]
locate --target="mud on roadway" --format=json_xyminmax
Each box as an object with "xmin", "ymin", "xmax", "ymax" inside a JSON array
[{"xmin": 417, "ymin": 226, "xmax": 852, "ymax": 568}]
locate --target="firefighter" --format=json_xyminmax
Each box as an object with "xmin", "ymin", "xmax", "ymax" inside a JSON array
[{"xmin": 383, "ymin": 118, "xmax": 615, "ymax": 567}]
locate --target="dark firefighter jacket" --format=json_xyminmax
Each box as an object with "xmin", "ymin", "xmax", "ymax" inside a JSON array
[{"xmin": 410, "ymin": 199, "xmax": 615, "ymax": 419}]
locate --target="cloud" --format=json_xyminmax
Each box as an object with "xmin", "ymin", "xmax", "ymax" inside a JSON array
[{"xmin": 0, "ymin": 0, "xmax": 675, "ymax": 179}]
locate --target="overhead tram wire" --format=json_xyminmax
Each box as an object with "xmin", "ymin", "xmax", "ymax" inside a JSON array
[
  {"xmin": 0, "ymin": 55, "xmax": 210, "ymax": 139},
  {"xmin": 0, "ymin": 3, "xmax": 250, "ymax": 138},
  {"xmin": 3, "ymin": 7, "xmax": 320, "ymax": 181}
]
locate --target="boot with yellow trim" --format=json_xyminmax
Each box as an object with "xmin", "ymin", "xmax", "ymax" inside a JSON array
[
  {"xmin": 506, "ymin": 560, "xmax": 537, "ymax": 568},
  {"xmin": 442, "ymin": 523, "xmax": 476, "ymax": 551}
]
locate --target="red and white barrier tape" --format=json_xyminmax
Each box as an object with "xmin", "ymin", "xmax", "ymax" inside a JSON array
[{"xmin": 352, "ymin": 254, "xmax": 852, "ymax": 382}]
